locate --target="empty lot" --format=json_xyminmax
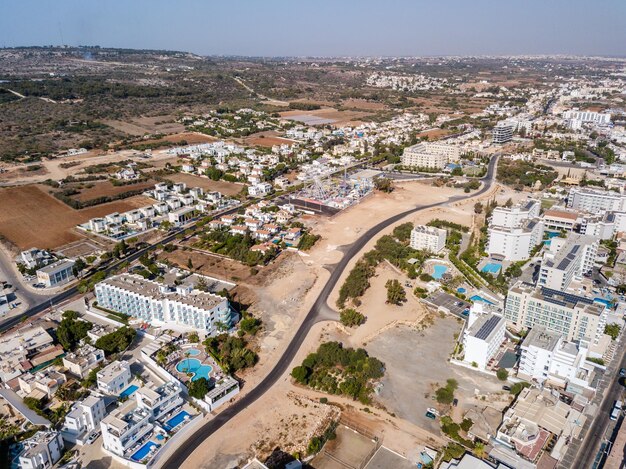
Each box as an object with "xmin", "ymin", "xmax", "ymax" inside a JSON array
[
  {"xmin": 167, "ymin": 173, "xmax": 244, "ymax": 196},
  {"xmin": 366, "ymin": 315, "xmax": 504, "ymax": 433},
  {"xmin": 0, "ymin": 185, "xmax": 151, "ymax": 249}
]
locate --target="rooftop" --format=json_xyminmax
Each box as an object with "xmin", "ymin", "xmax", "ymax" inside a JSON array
[
  {"xmin": 37, "ymin": 258, "xmax": 75, "ymax": 274},
  {"xmin": 522, "ymin": 327, "xmax": 560, "ymax": 352},
  {"xmin": 468, "ymin": 313, "xmax": 505, "ymax": 342}
]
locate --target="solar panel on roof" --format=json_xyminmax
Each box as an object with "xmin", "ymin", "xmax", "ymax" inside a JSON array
[{"xmin": 475, "ymin": 315, "xmax": 501, "ymax": 340}]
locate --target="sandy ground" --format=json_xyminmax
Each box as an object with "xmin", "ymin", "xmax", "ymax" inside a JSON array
[{"xmin": 174, "ymin": 180, "xmax": 506, "ymax": 468}]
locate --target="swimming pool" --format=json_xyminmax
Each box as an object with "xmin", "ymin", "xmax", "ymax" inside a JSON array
[
  {"xmin": 432, "ymin": 264, "xmax": 448, "ymax": 280},
  {"xmin": 457, "ymin": 287, "xmax": 466, "ymax": 294},
  {"xmin": 175, "ymin": 358, "xmax": 213, "ymax": 381},
  {"xmin": 119, "ymin": 384, "xmax": 139, "ymax": 399},
  {"xmin": 184, "ymin": 348, "xmax": 201, "ymax": 357},
  {"xmin": 481, "ymin": 263, "xmax": 501, "ymax": 274},
  {"xmin": 470, "ymin": 295, "xmax": 495, "ymax": 305},
  {"xmin": 163, "ymin": 410, "xmax": 191, "ymax": 430},
  {"xmin": 131, "ymin": 441, "xmax": 159, "ymax": 462}
]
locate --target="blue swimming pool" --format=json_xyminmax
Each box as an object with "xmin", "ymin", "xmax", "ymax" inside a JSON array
[
  {"xmin": 457, "ymin": 287, "xmax": 466, "ymax": 293},
  {"xmin": 470, "ymin": 295, "xmax": 495, "ymax": 305},
  {"xmin": 155, "ymin": 434, "xmax": 165, "ymax": 441},
  {"xmin": 481, "ymin": 263, "xmax": 501, "ymax": 274},
  {"xmin": 175, "ymin": 358, "xmax": 213, "ymax": 381},
  {"xmin": 131, "ymin": 441, "xmax": 159, "ymax": 462},
  {"xmin": 594, "ymin": 297, "xmax": 612, "ymax": 307},
  {"xmin": 163, "ymin": 410, "xmax": 190, "ymax": 430},
  {"xmin": 119, "ymin": 384, "xmax": 139, "ymax": 399},
  {"xmin": 185, "ymin": 348, "xmax": 201, "ymax": 356},
  {"xmin": 432, "ymin": 265, "xmax": 448, "ymax": 280}
]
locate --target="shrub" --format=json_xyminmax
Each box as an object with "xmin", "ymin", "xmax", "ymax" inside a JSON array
[
  {"xmin": 340, "ymin": 309, "xmax": 366, "ymax": 327},
  {"xmin": 496, "ymin": 368, "xmax": 509, "ymax": 381}
]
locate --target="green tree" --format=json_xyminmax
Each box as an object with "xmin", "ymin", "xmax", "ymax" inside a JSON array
[
  {"xmin": 291, "ymin": 366, "xmax": 310, "ymax": 384},
  {"xmin": 392, "ymin": 222, "xmax": 414, "ymax": 243},
  {"xmin": 605, "ymin": 323, "xmax": 621, "ymax": 340},
  {"xmin": 474, "ymin": 202, "xmax": 483, "ymax": 214},
  {"xmin": 95, "ymin": 326, "xmax": 136, "ymax": 355},
  {"xmin": 385, "ymin": 279, "xmax": 406, "ymax": 305},
  {"xmin": 188, "ymin": 377, "xmax": 211, "ymax": 399},
  {"xmin": 340, "ymin": 309, "xmax": 366, "ymax": 327},
  {"xmin": 187, "ymin": 257, "xmax": 193, "ymax": 269},
  {"xmin": 496, "ymin": 368, "xmax": 509, "ymax": 381}
]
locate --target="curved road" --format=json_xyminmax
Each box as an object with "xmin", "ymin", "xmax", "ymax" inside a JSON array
[{"xmin": 160, "ymin": 155, "xmax": 500, "ymax": 468}]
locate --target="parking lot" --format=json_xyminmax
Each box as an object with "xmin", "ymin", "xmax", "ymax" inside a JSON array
[
  {"xmin": 366, "ymin": 315, "xmax": 505, "ymax": 433},
  {"xmin": 424, "ymin": 291, "xmax": 471, "ymax": 317}
]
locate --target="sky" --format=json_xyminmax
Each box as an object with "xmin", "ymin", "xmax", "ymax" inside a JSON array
[{"xmin": 1, "ymin": 0, "xmax": 625, "ymax": 57}]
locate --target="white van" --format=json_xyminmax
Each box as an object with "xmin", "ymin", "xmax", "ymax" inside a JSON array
[
  {"xmin": 615, "ymin": 400, "xmax": 623, "ymax": 410},
  {"xmin": 611, "ymin": 407, "xmax": 620, "ymax": 421}
]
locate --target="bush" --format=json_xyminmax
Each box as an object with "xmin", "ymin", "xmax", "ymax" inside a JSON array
[
  {"xmin": 509, "ymin": 381, "xmax": 530, "ymax": 396},
  {"xmin": 340, "ymin": 309, "xmax": 366, "ymax": 327},
  {"xmin": 188, "ymin": 377, "xmax": 211, "ymax": 399},
  {"xmin": 385, "ymin": 279, "xmax": 406, "ymax": 305},
  {"xmin": 496, "ymin": 368, "xmax": 509, "ymax": 381},
  {"xmin": 95, "ymin": 326, "xmax": 136, "ymax": 355},
  {"xmin": 435, "ymin": 379, "xmax": 458, "ymax": 405},
  {"xmin": 605, "ymin": 323, "xmax": 621, "ymax": 341}
]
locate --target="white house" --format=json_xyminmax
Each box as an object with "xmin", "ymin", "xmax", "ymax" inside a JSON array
[
  {"xmin": 17, "ymin": 431, "xmax": 64, "ymax": 469},
  {"xmin": 61, "ymin": 395, "xmax": 106, "ymax": 445},
  {"xmin": 97, "ymin": 360, "xmax": 132, "ymax": 395}
]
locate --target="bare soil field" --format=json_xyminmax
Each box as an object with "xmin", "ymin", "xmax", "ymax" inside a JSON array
[
  {"xmin": 139, "ymin": 132, "xmax": 218, "ymax": 146},
  {"xmin": 0, "ymin": 185, "xmax": 152, "ymax": 249},
  {"xmin": 242, "ymin": 131, "xmax": 297, "ymax": 148},
  {"xmin": 68, "ymin": 179, "xmax": 156, "ymax": 202},
  {"xmin": 415, "ymin": 128, "xmax": 452, "ymax": 140},
  {"xmin": 103, "ymin": 116, "xmax": 185, "ymax": 136},
  {"xmin": 341, "ymin": 98, "xmax": 388, "ymax": 111},
  {"xmin": 167, "ymin": 173, "xmax": 244, "ymax": 196},
  {"xmin": 279, "ymin": 108, "xmax": 371, "ymax": 125}
]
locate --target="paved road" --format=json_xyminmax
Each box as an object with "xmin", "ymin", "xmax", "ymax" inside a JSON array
[
  {"xmin": 159, "ymin": 155, "xmax": 500, "ymax": 468},
  {"xmin": 563, "ymin": 337, "xmax": 626, "ymax": 469}
]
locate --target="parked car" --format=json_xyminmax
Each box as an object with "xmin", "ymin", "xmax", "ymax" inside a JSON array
[
  {"xmin": 620, "ymin": 368, "xmax": 626, "ymax": 378},
  {"xmin": 502, "ymin": 385, "xmax": 511, "ymax": 391},
  {"xmin": 452, "ymin": 398, "xmax": 458, "ymax": 407},
  {"xmin": 425, "ymin": 411, "xmax": 436, "ymax": 420}
]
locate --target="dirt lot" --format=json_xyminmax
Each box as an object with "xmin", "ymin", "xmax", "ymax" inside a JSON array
[
  {"xmin": 139, "ymin": 132, "xmax": 218, "ymax": 146},
  {"xmin": 366, "ymin": 316, "xmax": 508, "ymax": 433},
  {"xmin": 167, "ymin": 173, "xmax": 244, "ymax": 196},
  {"xmin": 280, "ymin": 108, "xmax": 371, "ymax": 125},
  {"xmin": 242, "ymin": 131, "xmax": 297, "ymax": 148},
  {"xmin": 310, "ymin": 424, "xmax": 377, "ymax": 469},
  {"xmin": 341, "ymin": 99, "xmax": 388, "ymax": 111},
  {"xmin": 0, "ymin": 185, "xmax": 152, "ymax": 249},
  {"xmin": 66, "ymin": 179, "xmax": 155, "ymax": 202},
  {"xmin": 103, "ymin": 116, "xmax": 185, "ymax": 136},
  {"xmin": 415, "ymin": 128, "xmax": 453, "ymax": 140}
]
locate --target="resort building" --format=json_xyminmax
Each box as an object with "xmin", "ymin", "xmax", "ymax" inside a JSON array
[
  {"xmin": 61, "ymin": 395, "xmax": 106, "ymax": 445},
  {"xmin": 542, "ymin": 209, "xmax": 580, "ymax": 233},
  {"xmin": 410, "ymin": 225, "xmax": 447, "ymax": 253},
  {"xmin": 101, "ymin": 403, "xmax": 153, "ymax": 458},
  {"xmin": 487, "ymin": 218, "xmax": 544, "ymax": 261},
  {"xmin": 36, "ymin": 259, "xmax": 75, "ymax": 287},
  {"xmin": 135, "ymin": 383, "xmax": 184, "ymax": 421},
  {"xmin": 97, "ymin": 360, "xmax": 132, "ymax": 395},
  {"xmin": 17, "ymin": 431, "xmax": 64, "ymax": 469},
  {"xmin": 567, "ymin": 187, "xmax": 626, "ymax": 213},
  {"xmin": 490, "ymin": 200, "xmax": 540, "ymax": 229},
  {"xmin": 401, "ymin": 142, "xmax": 460, "ymax": 169},
  {"xmin": 62, "ymin": 343, "xmax": 105, "ymax": 378},
  {"xmin": 538, "ymin": 234, "xmax": 598, "ymax": 291},
  {"xmin": 94, "ymin": 273, "xmax": 234, "ymax": 334},
  {"xmin": 504, "ymin": 282, "xmax": 606, "ymax": 343},
  {"xmin": 492, "ymin": 122, "xmax": 514, "ymax": 144},
  {"xmin": 518, "ymin": 327, "xmax": 594, "ymax": 393},
  {"xmin": 463, "ymin": 304, "xmax": 506, "ymax": 370},
  {"xmin": 563, "ymin": 110, "xmax": 612, "ymax": 125}
]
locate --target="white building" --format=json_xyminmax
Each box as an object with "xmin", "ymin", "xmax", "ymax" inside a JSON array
[
  {"xmin": 542, "ymin": 208, "xmax": 580, "ymax": 233},
  {"xmin": 518, "ymin": 327, "xmax": 594, "ymax": 392},
  {"xmin": 101, "ymin": 403, "xmax": 153, "ymax": 458},
  {"xmin": 0, "ymin": 326, "xmax": 57, "ymax": 382},
  {"xmin": 410, "ymin": 225, "xmax": 447, "ymax": 253},
  {"xmin": 134, "ymin": 383, "xmax": 184, "ymax": 422},
  {"xmin": 36, "ymin": 259, "xmax": 75, "ymax": 287},
  {"xmin": 491, "ymin": 200, "xmax": 540, "ymax": 229},
  {"xmin": 492, "ymin": 122, "xmax": 514, "ymax": 144},
  {"xmin": 539, "ymin": 234, "xmax": 598, "ymax": 291},
  {"xmin": 248, "ymin": 182, "xmax": 273, "ymax": 197},
  {"xmin": 487, "ymin": 218, "xmax": 544, "ymax": 261},
  {"xmin": 401, "ymin": 142, "xmax": 460, "ymax": 169},
  {"xmin": 463, "ymin": 304, "xmax": 506, "ymax": 370},
  {"xmin": 563, "ymin": 110, "xmax": 612, "ymax": 125},
  {"xmin": 567, "ymin": 187, "xmax": 626, "ymax": 213},
  {"xmin": 94, "ymin": 274, "xmax": 234, "ymax": 334},
  {"xmin": 97, "ymin": 360, "xmax": 132, "ymax": 395},
  {"xmin": 17, "ymin": 431, "xmax": 64, "ymax": 469},
  {"xmin": 504, "ymin": 282, "xmax": 606, "ymax": 343},
  {"xmin": 61, "ymin": 395, "xmax": 106, "ymax": 445},
  {"xmin": 62, "ymin": 343, "xmax": 105, "ymax": 378}
]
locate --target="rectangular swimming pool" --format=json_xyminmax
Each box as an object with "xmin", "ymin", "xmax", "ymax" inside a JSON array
[
  {"xmin": 481, "ymin": 263, "xmax": 501, "ymax": 274},
  {"xmin": 119, "ymin": 384, "xmax": 139, "ymax": 399},
  {"xmin": 131, "ymin": 441, "xmax": 159, "ymax": 462},
  {"xmin": 163, "ymin": 410, "xmax": 191, "ymax": 430},
  {"xmin": 470, "ymin": 295, "xmax": 495, "ymax": 305}
]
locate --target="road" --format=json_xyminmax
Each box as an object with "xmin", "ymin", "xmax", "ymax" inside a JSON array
[
  {"xmin": 564, "ymin": 339, "xmax": 626, "ymax": 469},
  {"xmin": 159, "ymin": 155, "xmax": 500, "ymax": 468}
]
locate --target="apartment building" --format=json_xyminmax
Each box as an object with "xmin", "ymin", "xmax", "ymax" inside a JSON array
[
  {"xmin": 97, "ymin": 360, "xmax": 132, "ymax": 395},
  {"xmin": 101, "ymin": 403, "xmax": 153, "ymax": 458},
  {"xmin": 18, "ymin": 368, "xmax": 66, "ymax": 399},
  {"xmin": 17, "ymin": 431, "xmax": 64, "ymax": 469},
  {"xmin": 410, "ymin": 225, "xmax": 447, "ymax": 253},
  {"xmin": 563, "ymin": 110, "xmax": 612, "ymax": 125},
  {"xmin": 504, "ymin": 282, "xmax": 605, "ymax": 343},
  {"xmin": 61, "ymin": 395, "xmax": 106, "ymax": 444},
  {"xmin": 518, "ymin": 327, "xmax": 594, "ymax": 392},
  {"xmin": 487, "ymin": 218, "xmax": 544, "ymax": 261},
  {"xmin": 401, "ymin": 142, "xmax": 460, "ymax": 169},
  {"xmin": 538, "ymin": 234, "xmax": 598, "ymax": 291},
  {"xmin": 135, "ymin": 383, "xmax": 184, "ymax": 421},
  {"xmin": 36, "ymin": 259, "xmax": 75, "ymax": 287},
  {"xmin": 94, "ymin": 273, "xmax": 234, "ymax": 334},
  {"xmin": 0, "ymin": 326, "xmax": 56, "ymax": 382},
  {"xmin": 463, "ymin": 304, "xmax": 506, "ymax": 370},
  {"xmin": 542, "ymin": 208, "xmax": 580, "ymax": 233},
  {"xmin": 491, "ymin": 200, "xmax": 540, "ymax": 229},
  {"xmin": 567, "ymin": 187, "xmax": 626, "ymax": 213},
  {"xmin": 492, "ymin": 122, "xmax": 514, "ymax": 144},
  {"xmin": 581, "ymin": 212, "xmax": 619, "ymax": 240},
  {"xmin": 62, "ymin": 343, "xmax": 105, "ymax": 378}
]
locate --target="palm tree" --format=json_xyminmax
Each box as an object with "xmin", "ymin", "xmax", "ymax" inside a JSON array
[{"xmin": 473, "ymin": 441, "xmax": 486, "ymax": 459}]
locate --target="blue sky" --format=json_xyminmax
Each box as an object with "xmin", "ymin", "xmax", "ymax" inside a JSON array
[{"xmin": 1, "ymin": 0, "xmax": 625, "ymax": 56}]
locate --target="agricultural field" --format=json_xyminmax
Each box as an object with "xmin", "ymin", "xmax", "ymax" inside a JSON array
[
  {"xmin": 0, "ymin": 185, "xmax": 151, "ymax": 249},
  {"xmin": 60, "ymin": 179, "xmax": 156, "ymax": 203},
  {"xmin": 242, "ymin": 131, "xmax": 297, "ymax": 148},
  {"xmin": 167, "ymin": 173, "xmax": 244, "ymax": 196}
]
